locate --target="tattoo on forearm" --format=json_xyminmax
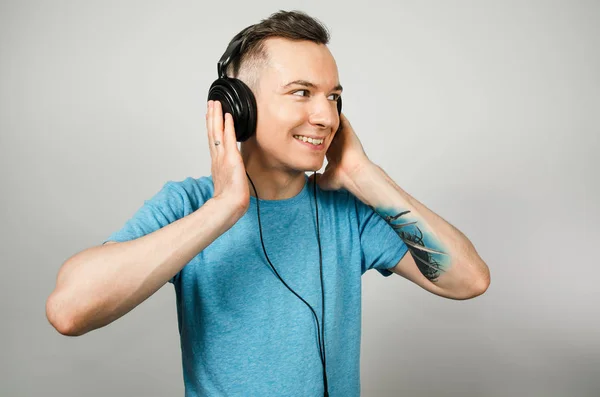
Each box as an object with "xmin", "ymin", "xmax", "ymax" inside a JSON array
[{"xmin": 372, "ymin": 206, "xmax": 451, "ymax": 282}]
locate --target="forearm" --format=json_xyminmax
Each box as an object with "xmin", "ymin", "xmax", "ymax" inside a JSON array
[
  {"xmin": 46, "ymin": 197, "xmax": 243, "ymax": 336},
  {"xmin": 347, "ymin": 162, "xmax": 489, "ymax": 288}
]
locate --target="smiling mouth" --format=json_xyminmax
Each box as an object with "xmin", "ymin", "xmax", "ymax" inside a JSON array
[{"xmin": 293, "ymin": 135, "xmax": 325, "ymax": 145}]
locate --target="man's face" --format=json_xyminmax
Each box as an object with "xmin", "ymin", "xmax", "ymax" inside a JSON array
[{"xmin": 250, "ymin": 38, "xmax": 342, "ymax": 173}]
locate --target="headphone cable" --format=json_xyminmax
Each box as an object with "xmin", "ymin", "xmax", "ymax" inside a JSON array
[
  {"xmin": 314, "ymin": 172, "xmax": 329, "ymax": 396},
  {"xmin": 245, "ymin": 171, "xmax": 329, "ymax": 396}
]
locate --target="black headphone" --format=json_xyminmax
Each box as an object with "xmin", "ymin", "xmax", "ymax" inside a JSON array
[
  {"xmin": 207, "ymin": 26, "xmax": 342, "ymax": 142},
  {"xmin": 207, "ymin": 28, "xmax": 333, "ymax": 396}
]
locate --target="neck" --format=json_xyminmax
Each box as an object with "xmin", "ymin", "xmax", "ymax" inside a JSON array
[{"xmin": 241, "ymin": 140, "xmax": 309, "ymax": 201}]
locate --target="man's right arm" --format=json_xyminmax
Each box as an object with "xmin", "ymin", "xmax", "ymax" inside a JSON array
[{"xmin": 45, "ymin": 196, "xmax": 245, "ymax": 337}]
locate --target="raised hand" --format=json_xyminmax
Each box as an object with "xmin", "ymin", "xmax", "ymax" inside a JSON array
[
  {"xmin": 206, "ymin": 100, "xmax": 250, "ymax": 217},
  {"xmin": 309, "ymin": 113, "xmax": 371, "ymax": 191}
]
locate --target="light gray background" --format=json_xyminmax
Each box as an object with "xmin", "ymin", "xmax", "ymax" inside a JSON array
[{"xmin": 1, "ymin": 1, "xmax": 598, "ymax": 396}]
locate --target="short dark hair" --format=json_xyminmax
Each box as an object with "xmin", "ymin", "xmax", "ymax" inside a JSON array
[{"xmin": 226, "ymin": 10, "xmax": 330, "ymax": 88}]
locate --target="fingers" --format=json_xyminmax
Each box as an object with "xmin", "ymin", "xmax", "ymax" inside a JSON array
[
  {"xmin": 206, "ymin": 101, "xmax": 216, "ymax": 157},
  {"xmin": 223, "ymin": 112, "xmax": 236, "ymax": 149},
  {"xmin": 212, "ymin": 101, "xmax": 224, "ymax": 149},
  {"xmin": 207, "ymin": 100, "xmax": 237, "ymax": 158},
  {"xmin": 207, "ymin": 100, "xmax": 224, "ymax": 157}
]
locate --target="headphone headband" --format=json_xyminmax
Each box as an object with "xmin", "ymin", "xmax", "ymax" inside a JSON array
[{"xmin": 217, "ymin": 26, "xmax": 252, "ymax": 78}]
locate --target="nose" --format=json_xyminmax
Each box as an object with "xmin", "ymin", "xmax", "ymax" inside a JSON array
[{"xmin": 308, "ymin": 95, "xmax": 337, "ymax": 131}]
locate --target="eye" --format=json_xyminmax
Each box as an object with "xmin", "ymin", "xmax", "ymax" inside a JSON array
[
  {"xmin": 292, "ymin": 90, "xmax": 310, "ymax": 97},
  {"xmin": 328, "ymin": 93, "xmax": 341, "ymax": 101}
]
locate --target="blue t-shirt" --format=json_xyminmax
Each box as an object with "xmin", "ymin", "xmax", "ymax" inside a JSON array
[{"xmin": 105, "ymin": 174, "xmax": 408, "ymax": 396}]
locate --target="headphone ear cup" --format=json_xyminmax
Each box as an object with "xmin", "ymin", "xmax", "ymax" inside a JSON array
[{"xmin": 207, "ymin": 78, "xmax": 257, "ymax": 142}]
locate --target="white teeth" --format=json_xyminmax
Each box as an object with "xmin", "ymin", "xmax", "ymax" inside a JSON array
[{"xmin": 294, "ymin": 135, "xmax": 323, "ymax": 145}]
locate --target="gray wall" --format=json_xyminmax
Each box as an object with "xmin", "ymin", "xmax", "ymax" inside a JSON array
[{"xmin": 1, "ymin": 1, "xmax": 598, "ymax": 396}]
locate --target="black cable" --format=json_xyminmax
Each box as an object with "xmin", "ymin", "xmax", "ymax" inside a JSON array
[
  {"xmin": 245, "ymin": 171, "xmax": 329, "ymax": 397},
  {"xmin": 313, "ymin": 172, "xmax": 328, "ymax": 397}
]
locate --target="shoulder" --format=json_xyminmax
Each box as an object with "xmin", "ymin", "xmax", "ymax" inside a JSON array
[
  {"xmin": 322, "ymin": 187, "xmax": 380, "ymax": 226},
  {"xmin": 320, "ymin": 187, "xmax": 353, "ymax": 205},
  {"xmin": 161, "ymin": 175, "xmax": 215, "ymax": 211},
  {"xmin": 315, "ymin": 186, "xmax": 361, "ymax": 218}
]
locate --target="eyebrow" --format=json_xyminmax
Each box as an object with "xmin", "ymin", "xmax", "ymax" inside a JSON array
[{"xmin": 283, "ymin": 79, "xmax": 343, "ymax": 92}]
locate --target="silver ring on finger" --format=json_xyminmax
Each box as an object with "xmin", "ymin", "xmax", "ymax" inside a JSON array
[{"xmin": 214, "ymin": 141, "xmax": 221, "ymax": 146}]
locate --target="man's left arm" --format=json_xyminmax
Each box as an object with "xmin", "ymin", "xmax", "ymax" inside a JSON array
[
  {"xmin": 346, "ymin": 162, "xmax": 490, "ymax": 300},
  {"xmin": 315, "ymin": 113, "xmax": 490, "ymax": 300}
]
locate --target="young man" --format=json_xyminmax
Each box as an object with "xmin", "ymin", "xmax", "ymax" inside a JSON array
[{"xmin": 46, "ymin": 10, "xmax": 490, "ymax": 397}]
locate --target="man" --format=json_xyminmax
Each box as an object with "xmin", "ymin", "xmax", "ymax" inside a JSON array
[{"xmin": 46, "ymin": 10, "xmax": 490, "ymax": 396}]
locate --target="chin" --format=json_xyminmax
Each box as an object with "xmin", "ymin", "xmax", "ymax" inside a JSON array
[
  {"xmin": 280, "ymin": 140, "xmax": 325, "ymax": 172},
  {"xmin": 298, "ymin": 159, "xmax": 324, "ymax": 173}
]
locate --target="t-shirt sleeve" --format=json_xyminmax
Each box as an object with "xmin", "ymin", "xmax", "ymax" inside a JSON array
[
  {"xmin": 103, "ymin": 181, "xmax": 186, "ymax": 284},
  {"xmin": 354, "ymin": 196, "xmax": 409, "ymax": 277}
]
